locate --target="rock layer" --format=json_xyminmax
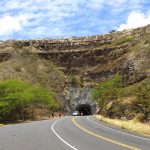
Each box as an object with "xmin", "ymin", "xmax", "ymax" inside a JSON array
[
  {"xmin": 1, "ymin": 25, "xmax": 150, "ymax": 86},
  {"xmin": 0, "ymin": 25, "xmax": 150, "ymax": 114}
]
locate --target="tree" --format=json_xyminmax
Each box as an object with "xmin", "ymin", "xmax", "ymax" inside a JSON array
[
  {"xmin": 92, "ymin": 74, "xmax": 122, "ymax": 110},
  {"xmin": 0, "ymin": 80, "xmax": 60, "ymax": 122},
  {"xmin": 134, "ymin": 83, "xmax": 150, "ymax": 120}
]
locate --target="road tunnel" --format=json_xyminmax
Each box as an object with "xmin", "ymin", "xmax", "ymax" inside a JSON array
[{"xmin": 75, "ymin": 103, "xmax": 92, "ymax": 115}]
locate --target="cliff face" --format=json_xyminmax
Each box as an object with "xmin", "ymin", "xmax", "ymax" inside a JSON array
[
  {"xmin": 0, "ymin": 25, "xmax": 150, "ymax": 87},
  {"xmin": 0, "ymin": 25, "xmax": 150, "ymax": 115}
]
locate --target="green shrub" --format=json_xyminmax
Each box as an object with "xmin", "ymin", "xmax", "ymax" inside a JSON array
[
  {"xmin": 68, "ymin": 75, "xmax": 80, "ymax": 86},
  {"xmin": 92, "ymin": 74, "xmax": 150, "ymax": 121},
  {"xmin": 0, "ymin": 80, "xmax": 60, "ymax": 122},
  {"xmin": 115, "ymin": 36, "xmax": 134, "ymax": 45},
  {"xmin": 92, "ymin": 74, "xmax": 123, "ymax": 110},
  {"xmin": 106, "ymin": 102, "xmax": 125, "ymax": 118},
  {"xmin": 133, "ymin": 83, "xmax": 150, "ymax": 120},
  {"xmin": 133, "ymin": 113, "xmax": 145, "ymax": 123}
]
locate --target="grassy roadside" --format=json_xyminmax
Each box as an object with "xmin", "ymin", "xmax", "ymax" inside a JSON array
[
  {"xmin": 0, "ymin": 114, "xmax": 63, "ymax": 127},
  {"xmin": 95, "ymin": 115, "xmax": 150, "ymax": 137},
  {"xmin": 0, "ymin": 124, "xmax": 4, "ymax": 127}
]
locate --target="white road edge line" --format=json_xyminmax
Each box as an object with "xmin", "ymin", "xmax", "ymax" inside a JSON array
[
  {"xmin": 51, "ymin": 119, "xmax": 78, "ymax": 150},
  {"xmin": 87, "ymin": 116, "xmax": 150, "ymax": 142}
]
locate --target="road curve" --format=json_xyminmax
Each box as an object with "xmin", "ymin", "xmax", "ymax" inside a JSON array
[{"xmin": 0, "ymin": 116, "xmax": 150, "ymax": 150}]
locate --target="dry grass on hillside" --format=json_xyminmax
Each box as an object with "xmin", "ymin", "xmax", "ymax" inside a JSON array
[
  {"xmin": 0, "ymin": 55, "xmax": 66, "ymax": 92},
  {"xmin": 95, "ymin": 115, "xmax": 150, "ymax": 136}
]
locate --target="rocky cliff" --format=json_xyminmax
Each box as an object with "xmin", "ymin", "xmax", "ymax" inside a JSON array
[
  {"xmin": 1, "ymin": 25, "xmax": 150, "ymax": 87},
  {"xmin": 0, "ymin": 25, "xmax": 150, "ymax": 114}
]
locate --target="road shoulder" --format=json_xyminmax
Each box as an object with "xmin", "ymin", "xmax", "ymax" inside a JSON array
[
  {"xmin": 0, "ymin": 124, "xmax": 4, "ymax": 127},
  {"xmin": 95, "ymin": 115, "xmax": 150, "ymax": 137}
]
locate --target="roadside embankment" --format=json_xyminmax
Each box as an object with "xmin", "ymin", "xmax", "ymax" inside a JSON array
[
  {"xmin": 95, "ymin": 115, "xmax": 150, "ymax": 136},
  {"xmin": 0, "ymin": 124, "xmax": 4, "ymax": 127}
]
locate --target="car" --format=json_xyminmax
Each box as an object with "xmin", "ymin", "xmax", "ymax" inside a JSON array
[{"xmin": 72, "ymin": 111, "xmax": 80, "ymax": 116}]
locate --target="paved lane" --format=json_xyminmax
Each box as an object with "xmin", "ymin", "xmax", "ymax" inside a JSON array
[
  {"xmin": 73, "ymin": 116, "xmax": 150, "ymax": 150},
  {"xmin": 52, "ymin": 116, "xmax": 150, "ymax": 150},
  {"xmin": 0, "ymin": 120, "xmax": 68, "ymax": 150},
  {"xmin": 0, "ymin": 116, "xmax": 150, "ymax": 150}
]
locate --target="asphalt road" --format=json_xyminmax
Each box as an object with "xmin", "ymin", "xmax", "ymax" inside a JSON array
[{"xmin": 0, "ymin": 116, "xmax": 150, "ymax": 150}]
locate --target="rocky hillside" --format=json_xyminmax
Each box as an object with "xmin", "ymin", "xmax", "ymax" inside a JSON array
[
  {"xmin": 0, "ymin": 25, "xmax": 150, "ymax": 117},
  {"xmin": 0, "ymin": 54, "xmax": 66, "ymax": 92},
  {"xmin": 1, "ymin": 25, "xmax": 150, "ymax": 87}
]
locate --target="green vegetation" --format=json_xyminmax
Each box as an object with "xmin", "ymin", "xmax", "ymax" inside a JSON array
[
  {"xmin": 0, "ymin": 54, "xmax": 66, "ymax": 123},
  {"xmin": 133, "ymin": 82, "xmax": 150, "ymax": 120},
  {"xmin": 0, "ymin": 55, "xmax": 66, "ymax": 93},
  {"xmin": 68, "ymin": 75, "xmax": 80, "ymax": 86},
  {"xmin": 92, "ymin": 75, "xmax": 150, "ymax": 121},
  {"xmin": 115, "ymin": 36, "xmax": 134, "ymax": 45},
  {"xmin": 92, "ymin": 74, "xmax": 122, "ymax": 111},
  {"xmin": 0, "ymin": 80, "xmax": 60, "ymax": 122}
]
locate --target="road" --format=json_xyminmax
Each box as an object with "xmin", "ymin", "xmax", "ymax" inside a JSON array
[{"xmin": 0, "ymin": 116, "xmax": 150, "ymax": 150}]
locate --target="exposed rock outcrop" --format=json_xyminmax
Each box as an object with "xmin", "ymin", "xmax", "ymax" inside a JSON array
[
  {"xmin": 1, "ymin": 25, "xmax": 150, "ymax": 86},
  {"xmin": 0, "ymin": 25, "xmax": 150, "ymax": 114}
]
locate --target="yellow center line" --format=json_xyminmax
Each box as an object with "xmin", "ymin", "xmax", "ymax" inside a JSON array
[{"xmin": 72, "ymin": 117, "xmax": 141, "ymax": 150}]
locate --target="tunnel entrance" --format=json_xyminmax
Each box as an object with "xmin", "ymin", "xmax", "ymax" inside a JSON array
[{"xmin": 75, "ymin": 103, "xmax": 92, "ymax": 115}]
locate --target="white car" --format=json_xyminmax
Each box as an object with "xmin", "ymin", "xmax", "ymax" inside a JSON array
[{"xmin": 72, "ymin": 111, "xmax": 80, "ymax": 116}]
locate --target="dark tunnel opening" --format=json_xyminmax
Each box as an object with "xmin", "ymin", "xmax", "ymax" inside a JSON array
[{"xmin": 75, "ymin": 103, "xmax": 92, "ymax": 116}]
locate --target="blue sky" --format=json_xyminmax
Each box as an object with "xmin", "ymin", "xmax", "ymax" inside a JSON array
[{"xmin": 0, "ymin": 0, "xmax": 150, "ymax": 40}]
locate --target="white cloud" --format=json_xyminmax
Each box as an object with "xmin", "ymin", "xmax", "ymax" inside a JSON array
[
  {"xmin": 0, "ymin": 0, "xmax": 150, "ymax": 39},
  {"xmin": 118, "ymin": 12, "xmax": 150, "ymax": 31},
  {"xmin": 0, "ymin": 16, "xmax": 22, "ymax": 36},
  {"xmin": 87, "ymin": 0, "xmax": 105, "ymax": 9}
]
